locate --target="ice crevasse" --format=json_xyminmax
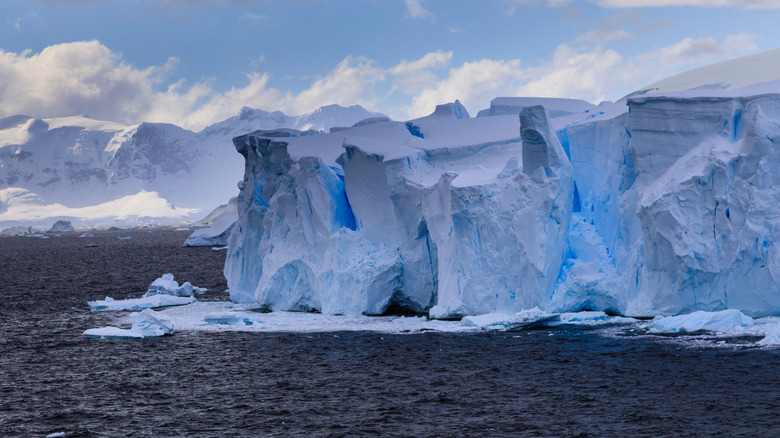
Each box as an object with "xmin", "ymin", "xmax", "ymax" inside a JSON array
[{"xmin": 225, "ymin": 87, "xmax": 780, "ymax": 318}]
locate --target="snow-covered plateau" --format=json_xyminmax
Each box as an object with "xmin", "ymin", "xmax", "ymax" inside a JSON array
[
  {"xmin": 0, "ymin": 105, "xmax": 383, "ymax": 228},
  {"xmin": 225, "ymin": 81, "xmax": 780, "ymax": 320}
]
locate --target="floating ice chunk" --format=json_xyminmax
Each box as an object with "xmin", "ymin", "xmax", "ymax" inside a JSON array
[
  {"xmin": 116, "ymin": 236, "xmax": 132, "ymax": 240},
  {"xmin": 45, "ymin": 432, "xmax": 67, "ymax": 438},
  {"xmin": 557, "ymin": 311, "xmax": 638, "ymax": 326},
  {"xmin": 48, "ymin": 220, "xmax": 74, "ymax": 233},
  {"xmin": 560, "ymin": 311, "xmax": 608, "ymax": 322},
  {"xmin": 88, "ymin": 294, "xmax": 196, "ymax": 311},
  {"xmin": 184, "ymin": 198, "xmax": 237, "ymax": 247},
  {"xmin": 203, "ymin": 312, "xmax": 263, "ymax": 325},
  {"xmin": 461, "ymin": 307, "xmax": 560, "ymax": 330},
  {"xmin": 84, "ymin": 309, "xmax": 174, "ymax": 339},
  {"xmin": 143, "ymin": 273, "xmax": 195, "ymax": 297},
  {"xmin": 78, "ymin": 233, "xmax": 94, "ymax": 237},
  {"xmin": 83, "ymin": 326, "xmax": 144, "ymax": 339},
  {"xmin": 648, "ymin": 309, "xmax": 754, "ymax": 333},
  {"xmin": 175, "ymin": 227, "xmax": 190, "ymax": 231},
  {"xmin": 212, "ymin": 246, "xmax": 228, "ymax": 251},
  {"xmin": 757, "ymin": 324, "xmax": 780, "ymax": 345},
  {"xmin": 461, "ymin": 313, "xmax": 511, "ymax": 328}
]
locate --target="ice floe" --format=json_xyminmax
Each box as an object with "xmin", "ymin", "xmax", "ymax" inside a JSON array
[
  {"xmin": 88, "ymin": 273, "xmax": 202, "ymax": 311},
  {"xmin": 88, "ymin": 295, "xmax": 197, "ymax": 311},
  {"xmin": 84, "ymin": 309, "xmax": 174, "ymax": 339},
  {"xmin": 648, "ymin": 309, "xmax": 754, "ymax": 334}
]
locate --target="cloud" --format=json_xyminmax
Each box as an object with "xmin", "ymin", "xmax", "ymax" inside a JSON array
[
  {"xmin": 285, "ymin": 56, "xmax": 386, "ymax": 115},
  {"xmin": 595, "ymin": 0, "xmax": 780, "ymax": 7},
  {"xmin": 512, "ymin": 0, "xmax": 780, "ymax": 8},
  {"xmin": 146, "ymin": 56, "xmax": 386, "ymax": 130},
  {"xmin": 403, "ymin": 33, "xmax": 758, "ymax": 118},
  {"xmin": 0, "ymin": 36, "xmax": 761, "ymax": 131},
  {"xmin": 0, "ymin": 41, "xmax": 159, "ymax": 123},
  {"xmin": 238, "ymin": 12, "xmax": 265, "ymax": 21},
  {"xmin": 574, "ymin": 29, "xmax": 634, "ymax": 43},
  {"xmin": 390, "ymin": 51, "xmax": 453, "ymax": 96},
  {"xmin": 407, "ymin": 58, "xmax": 524, "ymax": 117},
  {"xmin": 14, "ymin": 12, "xmax": 40, "ymax": 30},
  {"xmin": 405, "ymin": 0, "xmax": 434, "ymax": 19}
]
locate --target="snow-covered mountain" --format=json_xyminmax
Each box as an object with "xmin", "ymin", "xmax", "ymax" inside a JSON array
[
  {"xmin": 0, "ymin": 104, "xmax": 384, "ymax": 227},
  {"xmin": 225, "ymin": 51, "xmax": 780, "ymax": 319}
]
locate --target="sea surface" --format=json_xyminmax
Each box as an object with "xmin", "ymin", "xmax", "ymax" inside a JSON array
[{"xmin": 0, "ymin": 229, "xmax": 778, "ymax": 437}]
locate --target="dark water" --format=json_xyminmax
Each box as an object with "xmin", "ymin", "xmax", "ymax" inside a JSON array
[{"xmin": 1, "ymin": 230, "xmax": 779, "ymax": 437}]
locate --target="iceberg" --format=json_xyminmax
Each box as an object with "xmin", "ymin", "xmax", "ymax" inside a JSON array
[
  {"xmin": 144, "ymin": 273, "xmax": 195, "ymax": 297},
  {"xmin": 47, "ymin": 220, "xmax": 74, "ymax": 233},
  {"xmin": 84, "ymin": 309, "xmax": 174, "ymax": 339},
  {"xmin": 757, "ymin": 324, "xmax": 780, "ymax": 345},
  {"xmin": 461, "ymin": 308, "xmax": 561, "ymax": 330},
  {"xmin": 88, "ymin": 273, "xmax": 201, "ymax": 310},
  {"xmin": 225, "ymin": 62, "xmax": 780, "ymax": 319},
  {"xmin": 183, "ymin": 197, "xmax": 238, "ymax": 247},
  {"xmin": 88, "ymin": 295, "xmax": 197, "ymax": 311},
  {"xmin": 225, "ymin": 103, "xmax": 575, "ymax": 317},
  {"xmin": 648, "ymin": 309, "xmax": 754, "ymax": 334}
]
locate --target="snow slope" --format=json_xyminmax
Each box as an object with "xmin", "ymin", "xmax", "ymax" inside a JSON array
[{"xmin": 0, "ymin": 105, "xmax": 384, "ymax": 227}]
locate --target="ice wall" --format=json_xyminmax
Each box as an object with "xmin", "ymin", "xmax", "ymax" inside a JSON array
[
  {"xmin": 554, "ymin": 90, "xmax": 780, "ymax": 317},
  {"xmin": 226, "ymin": 89, "xmax": 780, "ymax": 318},
  {"xmin": 627, "ymin": 93, "xmax": 780, "ymax": 316},
  {"xmin": 224, "ymin": 105, "xmax": 575, "ymax": 316}
]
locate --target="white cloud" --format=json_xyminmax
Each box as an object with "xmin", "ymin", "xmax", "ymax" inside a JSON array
[
  {"xmin": 0, "ymin": 36, "xmax": 761, "ymax": 131},
  {"xmin": 574, "ymin": 29, "xmax": 634, "ymax": 43},
  {"xmin": 0, "ymin": 42, "xmax": 389, "ymax": 131},
  {"xmin": 0, "ymin": 41, "xmax": 159, "ymax": 123},
  {"xmin": 595, "ymin": 0, "xmax": 780, "ymax": 7},
  {"xmin": 14, "ymin": 12, "xmax": 40, "ymax": 30},
  {"xmin": 285, "ymin": 56, "xmax": 385, "ymax": 115},
  {"xmin": 389, "ymin": 51, "xmax": 452, "ymax": 95},
  {"xmin": 238, "ymin": 12, "xmax": 265, "ymax": 21},
  {"xmin": 405, "ymin": 0, "xmax": 434, "ymax": 19},
  {"xmin": 403, "ymin": 33, "xmax": 758, "ymax": 118},
  {"xmin": 521, "ymin": 0, "xmax": 780, "ymax": 7},
  {"xmin": 407, "ymin": 58, "xmax": 523, "ymax": 117}
]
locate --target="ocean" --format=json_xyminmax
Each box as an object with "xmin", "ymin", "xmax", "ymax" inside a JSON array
[{"xmin": 1, "ymin": 229, "xmax": 778, "ymax": 437}]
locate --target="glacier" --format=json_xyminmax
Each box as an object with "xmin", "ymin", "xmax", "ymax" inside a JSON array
[{"xmin": 224, "ymin": 83, "xmax": 780, "ymax": 319}]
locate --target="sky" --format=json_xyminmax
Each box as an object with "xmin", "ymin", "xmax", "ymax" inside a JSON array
[{"xmin": 1, "ymin": 0, "xmax": 779, "ymax": 131}]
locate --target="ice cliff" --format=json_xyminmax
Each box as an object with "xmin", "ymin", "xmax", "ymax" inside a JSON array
[{"xmin": 226, "ymin": 87, "xmax": 780, "ymax": 318}]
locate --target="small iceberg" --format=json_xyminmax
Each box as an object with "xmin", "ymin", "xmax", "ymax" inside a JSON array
[
  {"xmin": 758, "ymin": 324, "xmax": 780, "ymax": 346},
  {"xmin": 558, "ymin": 311, "xmax": 638, "ymax": 325},
  {"xmin": 461, "ymin": 307, "xmax": 560, "ymax": 330},
  {"xmin": 144, "ymin": 273, "xmax": 194, "ymax": 297},
  {"xmin": 88, "ymin": 273, "xmax": 201, "ymax": 311},
  {"xmin": 649, "ymin": 309, "xmax": 754, "ymax": 334},
  {"xmin": 204, "ymin": 312, "xmax": 264, "ymax": 326},
  {"xmin": 88, "ymin": 295, "xmax": 196, "ymax": 311},
  {"xmin": 116, "ymin": 236, "xmax": 132, "ymax": 240},
  {"xmin": 48, "ymin": 220, "xmax": 75, "ymax": 233},
  {"xmin": 79, "ymin": 233, "xmax": 94, "ymax": 238},
  {"xmin": 84, "ymin": 309, "xmax": 174, "ymax": 339}
]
